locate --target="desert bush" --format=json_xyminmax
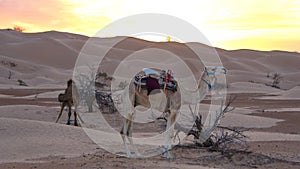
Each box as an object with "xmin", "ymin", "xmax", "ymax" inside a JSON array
[
  {"xmin": 266, "ymin": 72, "xmax": 282, "ymax": 89},
  {"xmin": 118, "ymin": 81, "xmax": 128, "ymax": 89},
  {"xmin": 271, "ymin": 73, "xmax": 282, "ymax": 89},
  {"xmin": 96, "ymin": 72, "xmax": 113, "ymax": 81},
  {"xmin": 75, "ymin": 69, "xmax": 114, "ymax": 112},
  {"xmin": 76, "ymin": 73, "xmax": 96, "ymax": 112},
  {"xmin": 96, "ymin": 91, "xmax": 117, "ymax": 113},
  {"xmin": 175, "ymin": 95, "xmax": 248, "ymax": 153},
  {"xmin": 13, "ymin": 25, "xmax": 25, "ymax": 32},
  {"xmin": 17, "ymin": 79, "xmax": 28, "ymax": 86},
  {"xmin": 1, "ymin": 60, "xmax": 17, "ymax": 67}
]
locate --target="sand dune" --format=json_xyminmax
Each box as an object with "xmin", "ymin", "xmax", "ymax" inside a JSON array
[
  {"xmin": 0, "ymin": 54, "xmax": 71, "ymax": 87},
  {"xmin": 228, "ymin": 82, "xmax": 281, "ymax": 93},
  {"xmin": 259, "ymin": 86, "xmax": 300, "ymax": 100},
  {"xmin": 0, "ymin": 29, "xmax": 87, "ymax": 69},
  {"xmin": 1, "ymin": 29, "xmax": 299, "ymax": 90},
  {"xmin": 278, "ymin": 86, "xmax": 300, "ymax": 99}
]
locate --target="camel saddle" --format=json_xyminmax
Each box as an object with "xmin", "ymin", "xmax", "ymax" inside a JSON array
[{"xmin": 134, "ymin": 68, "xmax": 177, "ymax": 95}]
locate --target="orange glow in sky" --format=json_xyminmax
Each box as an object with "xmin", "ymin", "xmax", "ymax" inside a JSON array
[{"xmin": 1, "ymin": 0, "xmax": 300, "ymax": 52}]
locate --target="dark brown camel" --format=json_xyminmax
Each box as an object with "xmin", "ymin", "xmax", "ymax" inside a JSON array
[{"xmin": 56, "ymin": 79, "xmax": 79, "ymax": 126}]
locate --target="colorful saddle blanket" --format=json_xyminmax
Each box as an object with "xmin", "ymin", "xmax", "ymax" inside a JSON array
[{"xmin": 134, "ymin": 69, "xmax": 177, "ymax": 95}]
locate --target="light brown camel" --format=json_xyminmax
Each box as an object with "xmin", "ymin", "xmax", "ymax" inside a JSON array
[
  {"xmin": 56, "ymin": 79, "xmax": 80, "ymax": 126},
  {"xmin": 120, "ymin": 66, "xmax": 226, "ymax": 158}
]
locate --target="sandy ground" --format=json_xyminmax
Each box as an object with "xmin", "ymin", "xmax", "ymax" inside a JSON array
[{"xmin": 0, "ymin": 88, "xmax": 300, "ymax": 169}]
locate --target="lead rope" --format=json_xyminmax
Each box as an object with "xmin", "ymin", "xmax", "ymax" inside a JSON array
[
  {"xmin": 198, "ymin": 70, "xmax": 215, "ymax": 89},
  {"xmin": 164, "ymin": 70, "xmax": 171, "ymax": 93}
]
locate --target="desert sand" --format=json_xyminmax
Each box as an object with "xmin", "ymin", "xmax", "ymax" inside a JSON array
[{"xmin": 0, "ymin": 29, "xmax": 300, "ymax": 168}]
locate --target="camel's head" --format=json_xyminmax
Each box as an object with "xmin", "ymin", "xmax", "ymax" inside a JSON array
[
  {"xmin": 67, "ymin": 79, "xmax": 73, "ymax": 87},
  {"xmin": 205, "ymin": 66, "xmax": 227, "ymax": 75},
  {"xmin": 201, "ymin": 66, "xmax": 227, "ymax": 89}
]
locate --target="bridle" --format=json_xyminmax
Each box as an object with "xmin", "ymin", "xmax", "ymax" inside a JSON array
[
  {"xmin": 201, "ymin": 69, "xmax": 216, "ymax": 90},
  {"xmin": 201, "ymin": 77, "xmax": 213, "ymax": 89},
  {"xmin": 200, "ymin": 67, "xmax": 226, "ymax": 90}
]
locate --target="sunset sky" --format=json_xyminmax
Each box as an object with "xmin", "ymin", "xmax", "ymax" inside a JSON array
[{"xmin": 1, "ymin": 0, "xmax": 300, "ymax": 52}]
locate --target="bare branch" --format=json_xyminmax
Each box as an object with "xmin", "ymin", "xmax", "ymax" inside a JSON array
[{"xmin": 175, "ymin": 94, "xmax": 249, "ymax": 154}]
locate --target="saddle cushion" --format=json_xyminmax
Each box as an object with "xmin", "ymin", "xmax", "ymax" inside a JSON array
[
  {"xmin": 134, "ymin": 69, "xmax": 177, "ymax": 94},
  {"xmin": 145, "ymin": 77, "xmax": 160, "ymax": 95}
]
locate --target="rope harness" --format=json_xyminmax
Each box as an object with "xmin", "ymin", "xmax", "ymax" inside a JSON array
[
  {"xmin": 200, "ymin": 69, "xmax": 216, "ymax": 90},
  {"xmin": 201, "ymin": 78, "xmax": 212, "ymax": 89}
]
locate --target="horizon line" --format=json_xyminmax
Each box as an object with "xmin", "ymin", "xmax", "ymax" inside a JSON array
[{"xmin": 1, "ymin": 28, "xmax": 299, "ymax": 53}]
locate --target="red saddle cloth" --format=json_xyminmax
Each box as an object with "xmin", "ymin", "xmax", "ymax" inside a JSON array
[{"xmin": 145, "ymin": 77, "xmax": 160, "ymax": 95}]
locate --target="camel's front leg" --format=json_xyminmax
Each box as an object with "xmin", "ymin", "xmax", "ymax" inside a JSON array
[
  {"xmin": 121, "ymin": 118, "xmax": 131, "ymax": 157},
  {"xmin": 121, "ymin": 112, "xmax": 141, "ymax": 157},
  {"xmin": 127, "ymin": 118, "xmax": 141, "ymax": 157},
  {"xmin": 162, "ymin": 110, "xmax": 177, "ymax": 158},
  {"xmin": 56, "ymin": 102, "xmax": 66, "ymax": 123}
]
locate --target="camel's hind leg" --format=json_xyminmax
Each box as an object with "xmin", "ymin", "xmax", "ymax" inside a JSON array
[
  {"xmin": 66, "ymin": 101, "xmax": 72, "ymax": 125},
  {"xmin": 73, "ymin": 97, "xmax": 81, "ymax": 126},
  {"xmin": 127, "ymin": 117, "xmax": 141, "ymax": 157},
  {"xmin": 74, "ymin": 111, "xmax": 78, "ymax": 126},
  {"xmin": 120, "ymin": 83, "xmax": 141, "ymax": 157}
]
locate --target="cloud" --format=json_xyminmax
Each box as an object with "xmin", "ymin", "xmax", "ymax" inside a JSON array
[
  {"xmin": 1, "ymin": 0, "xmax": 62, "ymax": 22},
  {"xmin": 0, "ymin": 0, "xmax": 299, "ymax": 51},
  {"xmin": 0, "ymin": 0, "xmax": 111, "ymax": 35},
  {"xmin": 217, "ymin": 37, "xmax": 300, "ymax": 52},
  {"xmin": 205, "ymin": 0, "xmax": 300, "ymax": 30}
]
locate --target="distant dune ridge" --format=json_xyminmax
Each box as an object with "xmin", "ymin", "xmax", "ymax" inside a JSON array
[{"xmin": 0, "ymin": 29, "xmax": 299, "ymax": 96}]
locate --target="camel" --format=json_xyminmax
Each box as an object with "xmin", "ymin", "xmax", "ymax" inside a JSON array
[
  {"xmin": 56, "ymin": 79, "xmax": 80, "ymax": 126},
  {"xmin": 120, "ymin": 66, "xmax": 227, "ymax": 158}
]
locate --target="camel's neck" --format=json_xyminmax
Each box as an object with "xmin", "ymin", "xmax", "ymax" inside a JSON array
[
  {"xmin": 196, "ymin": 75, "xmax": 210, "ymax": 100},
  {"xmin": 181, "ymin": 74, "xmax": 211, "ymax": 104},
  {"xmin": 197, "ymin": 72, "xmax": 212, "ymax": 89}
]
